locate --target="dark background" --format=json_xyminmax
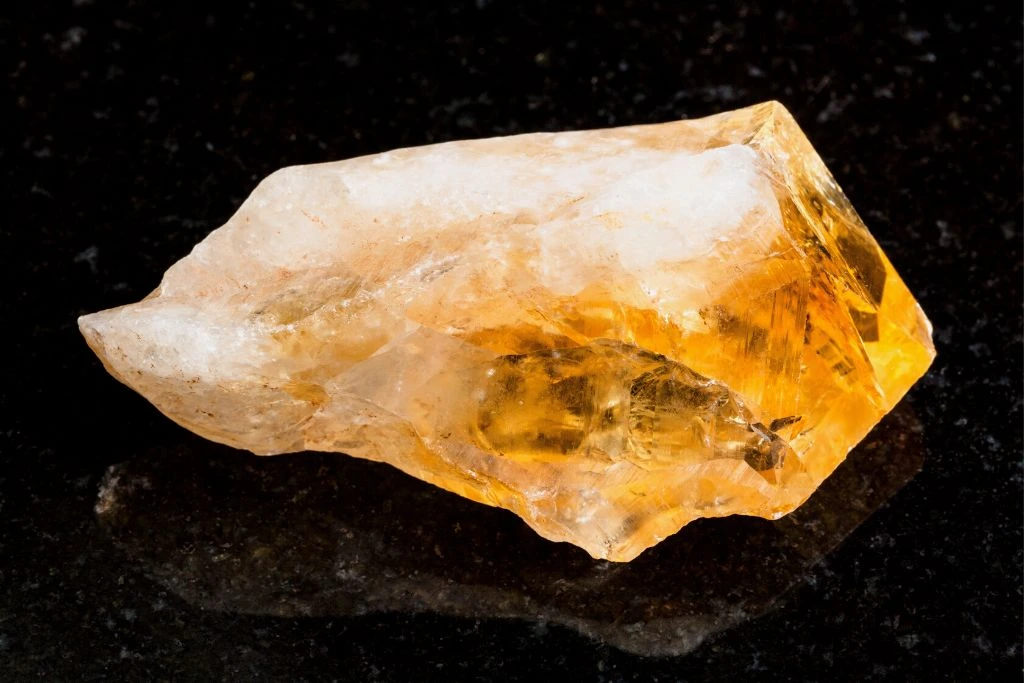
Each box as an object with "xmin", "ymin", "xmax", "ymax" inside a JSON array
[{"xmin": 3, "ymin": 0, "xmax": 1021, "ymax": 680}]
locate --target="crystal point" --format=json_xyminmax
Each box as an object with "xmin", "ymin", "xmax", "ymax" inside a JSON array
[{"xmin": 80, "ymin": 101, "xmax": 935, "ymax": 561}]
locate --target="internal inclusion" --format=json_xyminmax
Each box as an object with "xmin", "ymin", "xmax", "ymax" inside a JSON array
[{"xmin": 473, "ymin": 339, "xmax": 795, "ymax": 482}]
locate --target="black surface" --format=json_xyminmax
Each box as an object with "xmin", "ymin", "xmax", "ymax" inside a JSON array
[{"xmin": 3, "ymin": 1, "xmax": 1021, "ymax": 680}]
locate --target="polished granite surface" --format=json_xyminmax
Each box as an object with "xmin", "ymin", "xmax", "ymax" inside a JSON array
[{"xmin": 3, "ymin": 1, "xmax": 1021, "ymax": 680}]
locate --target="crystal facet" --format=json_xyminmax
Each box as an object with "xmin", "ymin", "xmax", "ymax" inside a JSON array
[{"xmin": 79, "ymin": 102, "xmax": 935, "ymax": 561}]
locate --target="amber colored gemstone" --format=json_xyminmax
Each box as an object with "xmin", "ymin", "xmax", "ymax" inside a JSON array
[{"xmin": 79, "ymin": 101, "xmax": 935, "ymax": 561}]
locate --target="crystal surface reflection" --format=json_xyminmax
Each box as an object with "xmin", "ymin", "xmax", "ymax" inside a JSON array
[{"xmin": 97, "ymin": 405, "xmax": 923, "ymax": 656}]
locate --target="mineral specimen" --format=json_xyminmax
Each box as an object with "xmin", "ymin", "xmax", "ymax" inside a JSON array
[{"xmin": 79, "ymin": 101, "xmax": 935, "ymax": 561}]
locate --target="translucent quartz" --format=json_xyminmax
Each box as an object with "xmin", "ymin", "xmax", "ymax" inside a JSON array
[{"xmin": 79, "ymin": 102, "xmax": 935, "ymax": 561}]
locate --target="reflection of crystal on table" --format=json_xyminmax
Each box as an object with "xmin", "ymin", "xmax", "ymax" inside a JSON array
[{"xmin": 97, "ymin": 403, "xmax": 924, "ymax": 656}]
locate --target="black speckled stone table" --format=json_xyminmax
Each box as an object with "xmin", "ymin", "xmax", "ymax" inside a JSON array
[{"xmin": 3, "ymin": 1, "xmax": 1021, "ymax": 680}]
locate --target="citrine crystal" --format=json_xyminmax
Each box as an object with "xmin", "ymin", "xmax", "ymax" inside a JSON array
[{"xmin": 79, "ymin": 102, "xmax": 934, "ymax": 561}]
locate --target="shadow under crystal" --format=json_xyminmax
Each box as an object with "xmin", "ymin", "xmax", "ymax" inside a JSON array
[{"xmin": 96, "ymin": 404, "xmax": 923, "ymax": 656}]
